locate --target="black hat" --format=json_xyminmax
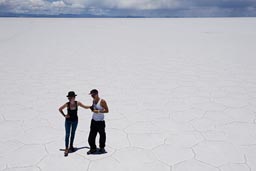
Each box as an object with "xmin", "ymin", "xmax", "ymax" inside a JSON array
[
  {"xmin": 67, "ymin": 91, "xmax": 77, "ymax": 97},
  {"xmin": 89, "ymin": 89, "xmax": 98, "ymax": 95}
]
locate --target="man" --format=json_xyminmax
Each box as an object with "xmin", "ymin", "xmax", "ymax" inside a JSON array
[{"xmin": 87, "ymin": 89, "xmax": 109, "ymax": 154}]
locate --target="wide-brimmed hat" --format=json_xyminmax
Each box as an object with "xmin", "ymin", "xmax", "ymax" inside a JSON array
[{"xmin": 66, "ymin": 91, "xmax": 77, "ymax": 97}]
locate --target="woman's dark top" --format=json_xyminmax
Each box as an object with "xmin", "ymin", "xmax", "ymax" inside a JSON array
[{"xmin": 66, "ymin": 101, "xmax": 78, "ymax": 122}]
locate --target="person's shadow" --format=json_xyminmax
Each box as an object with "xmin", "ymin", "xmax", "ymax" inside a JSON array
[
  {"xmin": 59, "ymin": 146, "xmax": 89, "ymax": 153},
  {"xmin": 60, "ymin": 146, "xmax": 107, "ymax": 155}
]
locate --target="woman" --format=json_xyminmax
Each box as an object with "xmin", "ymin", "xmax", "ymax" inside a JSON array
[{"xmin": 59, "ymin": 91, "xmax": 90, "ymax": 157}]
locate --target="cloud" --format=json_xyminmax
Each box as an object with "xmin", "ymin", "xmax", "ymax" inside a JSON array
[
  {"xmin": 51, "ymin": 1, "xmax": 66, "ymax": 8},
  {"xmin": 80, "ymin": 0, "xmax": 177, "ymax": 10},
  {"xmin": 0, "ymin": 0, "xmax": 256, "ymax": 17},
  {"xmin": 0, "ymin": 0, "xmax": 83, "ymax": 15}
]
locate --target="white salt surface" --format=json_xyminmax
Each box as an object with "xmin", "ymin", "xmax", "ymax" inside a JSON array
[{"xmin": 0, "ymin": 18, "xmax": 256, "ymax": 171}]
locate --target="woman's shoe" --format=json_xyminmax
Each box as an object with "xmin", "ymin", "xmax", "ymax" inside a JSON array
[
  {"xmin": 64, "ymin": 148, "xmax": 69, "ymax": 157},
  {"xmin": 69, "ymin": 146, "xmax": 76, "ymax": 153}
]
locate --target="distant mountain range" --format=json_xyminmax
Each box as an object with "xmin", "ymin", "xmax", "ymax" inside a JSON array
[
  {"xmin": 0, "ymin": 13, "xmax": 147, "ymax": 18},
  {"xmin": 1, "ymin": 9, "xmax": 253, "ymax": 18}
]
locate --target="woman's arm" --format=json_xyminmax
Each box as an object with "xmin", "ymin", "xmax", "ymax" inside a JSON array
[
  {"xmin": 59, "ymin": 103, "xmax": 69, "ymax": 118},
  {"xmin": 77, "ymin": 101, "xmax": 91, "ymax": 109}
]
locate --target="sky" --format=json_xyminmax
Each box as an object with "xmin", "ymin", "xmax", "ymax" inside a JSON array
[{"xmin": 0, "ymin": 0, "xmax": 256, "ymax": 17}]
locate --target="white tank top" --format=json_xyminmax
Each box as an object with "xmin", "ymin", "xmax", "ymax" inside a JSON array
[{"xmin": 92, "ymin": 99, "xmax": 105, "ymax": 121}]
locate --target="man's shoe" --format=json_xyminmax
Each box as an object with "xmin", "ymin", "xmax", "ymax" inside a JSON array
[
  {"xmin": 87, "ymin": 149, "xmax": 97, "ymax": 155},
  {"xmin": 99, "ymin": 148, "xmax": 106, "ymax": 153}
]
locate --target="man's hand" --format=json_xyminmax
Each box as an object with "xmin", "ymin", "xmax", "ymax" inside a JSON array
[{"xmin": 93, "ymin": 110, "xmax": 100, "ymax": 113}]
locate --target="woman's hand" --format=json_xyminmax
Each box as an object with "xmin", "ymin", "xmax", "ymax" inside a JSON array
[
  {"xmin": 65, "ymin": 114, "xmax": 70, "ymax": 118},
  {"xmin": 90, "ymin": 106, "xmax": 94, "ymax": 111}
]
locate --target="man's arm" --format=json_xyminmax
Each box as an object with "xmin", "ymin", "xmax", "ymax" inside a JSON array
[{"xmin": 99, "ymin": 99, "xmax": 109, "ymax": 113}]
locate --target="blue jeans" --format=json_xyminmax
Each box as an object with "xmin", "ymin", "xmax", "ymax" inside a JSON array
[{"xmin": 65, "ymin": 120, "xmax": 78, "ymax": 148}]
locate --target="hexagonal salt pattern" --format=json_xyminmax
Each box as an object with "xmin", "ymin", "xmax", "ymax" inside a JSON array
[
  {"xmin": 3, "ymin": 167, "xmax": 40, "ymax": 171},
  {"xmin": 220, "ymin": 163, "xmax": 250, "ymax": 171},
  {"xmin": 38, "ymin": 154, "xmax": 90, "ymax": 171},
  {"xmin": 173, "ymin": 159, "xmax": 219, "ymax": 171},
  {"xmin": 193, "ymin": 141, "xmax": 245, "ymax": 167},
  {"xmin": 1, "ymin": 18, "xmax": 256, "ymax": 171},
  {"xmin": 2, "ymin": 145, "xmax": 47, "ymax": 168},
  {"xmin": 109, "ymin": 147, "xmax": 170, "ymax": 171},
  {"xmin": 153, "ymin": 144, "xmax": 194, "ymax": 165}
]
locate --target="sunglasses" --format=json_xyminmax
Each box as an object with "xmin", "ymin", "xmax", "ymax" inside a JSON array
[{"xmin": 91, "ymin": 94, "xmax": 97, "ymax": 98}]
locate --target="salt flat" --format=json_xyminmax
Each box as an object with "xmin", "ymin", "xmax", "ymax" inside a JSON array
[{"xmin": 0, "ymin": 18, "xmax": 256, "ymax": 171}]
